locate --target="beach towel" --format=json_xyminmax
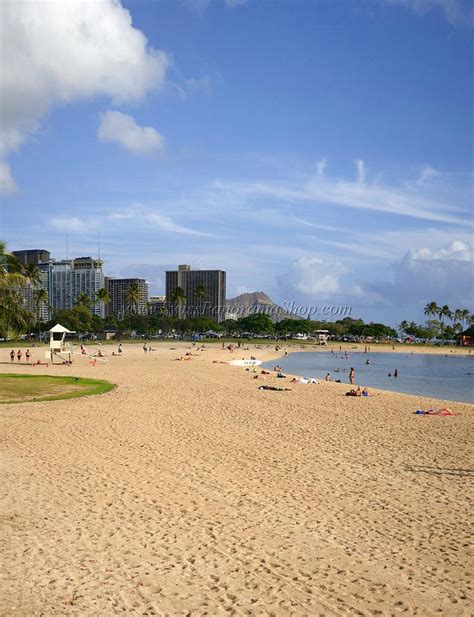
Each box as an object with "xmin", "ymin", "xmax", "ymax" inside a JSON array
[{"xmin": 414, "ymin": 408, "xmax": 456, "ymax": 416}]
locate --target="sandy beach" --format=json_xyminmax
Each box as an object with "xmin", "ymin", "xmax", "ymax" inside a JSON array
[{"xmin": 1, "ymin": 342, "xmax": 472, "ymax": 616}]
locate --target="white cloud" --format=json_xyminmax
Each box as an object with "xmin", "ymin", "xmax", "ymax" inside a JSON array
[
  {"xmin": 0, "ymin": 162, "xmax": 17, "ymax": 195},
  {"xmin": 384, "ymin": 0, "xmax": 474, "ymax": 26},
  {"xmin": 98, "ymin": 111, "xmax": 164, "ymax": 155},
  {"xmin": 408, "ymin": 240, "xmax": 472, "ymax": 261},
  {"xmin": 0, "ymin": 1, "xmax": 169, "ymax": 183},
  {"xmin": 366, "ymin": 240, "xmax": 474, "ymax": 309},
  {"xmin": 277, "ymin": 256, "xmax": 347, "ymax": 299}
]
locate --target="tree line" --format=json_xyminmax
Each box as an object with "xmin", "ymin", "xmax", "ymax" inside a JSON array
[{"xmin": 398, "ymin": 302, "xmax": 472, "ymax": 340}]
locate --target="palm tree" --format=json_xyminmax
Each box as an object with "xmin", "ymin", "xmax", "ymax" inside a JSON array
[
  {"xmin": 398, "ymin": 320, "xmax": 409, "ymax": 336},
  {"xmin": 21, "ymin": 262, "xmax": 42, "ymax": 289},
  {"xmin": 0, "ymin": 243, "xmax": 31, "ymax": 337},
  {"xmin": 459, "ymin": 309, "xmax": 470, "ymax": 332},
  {"xmin": 124, "ymin": 281, "xmax": 141, "ymax": 330},
  {"xmin": 194, "ymin": 284, "xmax": 207, "ymax": 302},
  {"xmin": 425, "ymin": 319, "xmax": 442, "ymax": 340},
  {"xmin": 170, "ymin": 286, "xmax": 186, "ymax": 319},
  {"xmin": 424, "ymin": 301, "xmax": 439, "ymax": 320},
  {"xmin": 33, "ymin": 288, "xmax": 49, "ymax": 338},
  {"xmin": 438, "ymin": 304, "xmax": 452, "ymax": 336},
  {"xmin": 193, "ymin": 284, "xmax": 207, "ymax": 317},
  {"xmin": 124, "ymin": 282, "xmax": 141, "ymax": 314},
  {"xmin": 94, "ymin": 287, "xmax": 110, "ymax": 317},
  {"xmin": 75, "ymin": 292, "xmax": 91, "ymax": 309}
]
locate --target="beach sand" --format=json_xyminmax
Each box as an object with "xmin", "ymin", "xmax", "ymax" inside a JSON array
[{"xmin": 1, "ymin": 343, "xmax": 472, "ymax": 616}]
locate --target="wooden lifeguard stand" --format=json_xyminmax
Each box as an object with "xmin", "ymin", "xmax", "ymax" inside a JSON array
[{"xmin": 47, "ymin": 324, "xmax": 75, "ymax": 363}]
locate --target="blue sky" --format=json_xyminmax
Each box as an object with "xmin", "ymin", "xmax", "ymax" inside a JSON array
[{"xmin": 0, "ymin": 0, "xmax": 472, "ymax": 325}]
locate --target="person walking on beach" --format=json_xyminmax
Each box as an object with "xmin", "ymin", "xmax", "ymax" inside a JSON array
[
  {"xmin": 25, "ymin": 349, "xmax": 31, "ymax": 363},
  {"xmin": 10, "ymin": 349, "xmax": 14, "ymax": 362},
  {"xmin": 17, "ymin": 349, "xmax": 22, "ymax": 362},
  {"xmin": 118, "ymin": 343, "xmax": 123, "ymax": 354},
  {"xmin": 349, "ymin": 367, "xmax": 355, "ymax": 385}
]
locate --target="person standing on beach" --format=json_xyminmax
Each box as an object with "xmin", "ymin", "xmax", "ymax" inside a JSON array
[
  {"xmin": 17, "ymin": 349, "xmax": 22, "ymax": 362},
  {"xmin": 25, "ymin": 349, "xmax": 31, "ymax": 363},
  {"xmin": 349, "ymin": 367, "xmax": 355, "ymax": 384},
  {"xmin": 10, "ymin": 349, "xmax": 14, "ymax": 362}
]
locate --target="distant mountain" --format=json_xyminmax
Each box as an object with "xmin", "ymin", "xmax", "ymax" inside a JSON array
[{"xmin": 226, "ymin": 291, "xmax": 290, "ymax": 321}]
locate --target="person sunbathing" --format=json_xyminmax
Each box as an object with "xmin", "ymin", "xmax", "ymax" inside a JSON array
[
  {"xmin": 258, "ymin": 385, "xmax": 291, "ymax": 391},
  {"xmin": 346, "ymin": 387, "xmax": 362, "ymax": 397}
]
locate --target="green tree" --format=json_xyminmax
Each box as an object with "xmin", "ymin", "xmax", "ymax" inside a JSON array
[
  {"xmin": 275, "ymin": 318, "xmax": 313, "ymax": 337},
  {"xmin": 238, "ymin": 313, "xmax": 274, "ymax": 336},
  {"xmin": 75, "ymin": 292, "xmax": 91, "ymax": 309},
  {"xmin": 398, "ymin": 320, "xmax": 409, "ymax": 336},
  {"xmin": 125, "ymin": 282, "xmax": 141, "ymax": 314},
  {"xmin": 51, "ymin": 306, "xmax": 94, "ymax": 333},
  {"xmin": 94, "ymin": 287, "xmax": 110, "ymax": 317},
  {"xmin": 438, "ymin": 304, "xmax": 452, "ymax": 335},
  {"xmin": 424, "ymin": 301, "xmax": 439, "ymax": 320},
  {"xmin": 0, "ymin": 243, "xmax": 32, "ymax": 337},
  {"xmin": 458, "ymin": 309, "xmax": 470, "ymax": 332},
  {"xmin": 124, "ymin": 281, "xmax": 141, "ymax": 331},
  {"xmin": 425, "ymin": 319, "xmax": 442, "ymax": 339},
  {"xmin": 194, "ymin": 284, "xmax": 207, "ymax": 302},
  {"xmin": 169, "ymin": 286, "xmax": 186, "ymax": 319},
  {"xmin": 21, "ymin": 262, "xmax": 42, "ymax": 289},
  {"xmin": 33, "ymin": 287, "xmax": 49, "ymax": 338}
]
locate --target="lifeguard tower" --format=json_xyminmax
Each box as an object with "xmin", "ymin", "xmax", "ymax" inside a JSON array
[{"xmin": 48, "ymin": 324, "xmax": 75, "ymax": 363}]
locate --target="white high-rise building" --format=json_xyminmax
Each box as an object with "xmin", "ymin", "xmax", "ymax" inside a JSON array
[{"xmin": 51, "ymin": 257, "xmax": 105, "ymax": 317}]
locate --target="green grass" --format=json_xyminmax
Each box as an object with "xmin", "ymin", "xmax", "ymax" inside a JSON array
[{"xmin": 0, "ymin": 374, "xmax": 116, "ymax": 404}]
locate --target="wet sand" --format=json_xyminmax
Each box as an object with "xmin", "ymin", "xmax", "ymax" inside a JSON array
[{"xmin": 1, "ymin": 343, "xmax": 472, "ymax": 615}]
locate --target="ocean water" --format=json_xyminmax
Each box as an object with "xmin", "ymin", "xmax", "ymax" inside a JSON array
[{"xmin": 262, "ymin": 350, "xmax": 474, "ymax": 403}]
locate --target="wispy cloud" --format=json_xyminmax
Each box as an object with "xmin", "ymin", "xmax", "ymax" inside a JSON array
[
  {"xmin": 50, "ymin": 216, "xmax": 99, "ymax": 233},
  {"xmin": 213, "ymin": 160, "xmax": 470, "ymax": 225},
  {"xmin": 50, "ymin": 206, "xmax": 215, "ymax": 237},
  {"xmin": 384, "ymin": 0, "xmax": 474, "ymax": 27},
  {"xmin": 107, "ymin": 205, "xmax": 217, "ymax": 236}
]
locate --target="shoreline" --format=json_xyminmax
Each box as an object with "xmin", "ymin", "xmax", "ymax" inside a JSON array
[{"xmin": 258, "ymin": 347, "xmax": 473, "ymax": 405}]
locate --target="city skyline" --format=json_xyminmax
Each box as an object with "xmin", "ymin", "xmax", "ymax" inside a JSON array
[{"xmin": 1, "ymin": 0, "xmax": 472, "ymax": 326}]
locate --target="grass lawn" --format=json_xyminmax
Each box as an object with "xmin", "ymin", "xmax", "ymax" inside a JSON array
[{"xmin": 0, "ymin": 374, "xmax": 115, "ymax": 404}]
